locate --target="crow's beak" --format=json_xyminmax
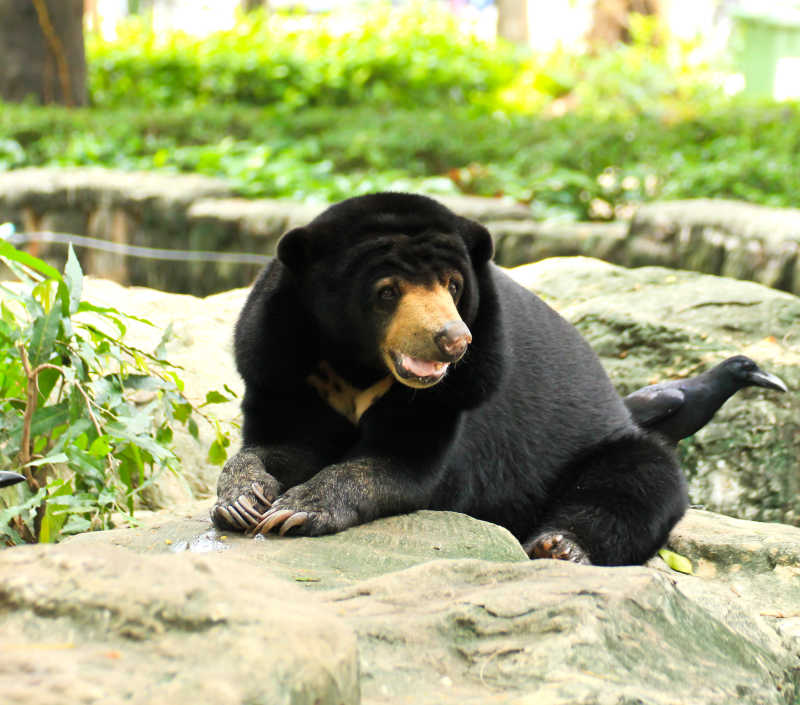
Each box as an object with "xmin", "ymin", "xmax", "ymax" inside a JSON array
[
  {"xmin": 0, "ymin": 471, "xmax": 26, "ymax": 488},
  {"xmin": 747, "ymin": 369, "xmax": 788, "ymax": 393}
]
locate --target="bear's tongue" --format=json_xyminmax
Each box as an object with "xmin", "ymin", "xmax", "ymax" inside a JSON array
[{"xmin": 399, "ymin": 354, "xmax": 449, "ymax": 378}]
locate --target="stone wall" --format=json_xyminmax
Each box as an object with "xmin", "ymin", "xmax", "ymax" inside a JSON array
[
  {"xmin": 3, "ymin": 168, "xmax": 800, "ymax": 296},
  {"xmin": 620, "ymin": 199, "xmax": 800, "ymax": 294}
]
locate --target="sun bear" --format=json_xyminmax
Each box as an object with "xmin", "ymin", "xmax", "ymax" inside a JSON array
[{"xmin": 211, "ymin": 193, "xmax": 687, "ymax": 565}]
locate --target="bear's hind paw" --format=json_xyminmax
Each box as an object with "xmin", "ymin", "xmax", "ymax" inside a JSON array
[{"xmin": 524, "ymin": 531, "xmax": 591, "ymax": 564}]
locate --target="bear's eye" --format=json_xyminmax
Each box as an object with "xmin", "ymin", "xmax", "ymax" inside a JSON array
[
  {"xmin": 447, "ymin": 277, "xmax": 463, "ymax": 300},
  {"xmin": 377, "ymin": 283, "xmax": 399, "ymax": 302}
]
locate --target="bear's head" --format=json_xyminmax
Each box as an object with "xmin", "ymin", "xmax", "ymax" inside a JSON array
[{"xmin": 277, "ymin": 193, "xmax": 494, "ymax": 389}]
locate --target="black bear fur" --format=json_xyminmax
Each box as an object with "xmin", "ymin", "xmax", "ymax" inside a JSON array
[{"xmin": 212, "ymin": 193, "xmax": 687, "ymax": 565}]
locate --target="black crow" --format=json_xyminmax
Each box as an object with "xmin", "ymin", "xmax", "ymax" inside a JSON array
[
  {"xmin": 624, "ymin": 356, "xmax": 788, "ymax": 443},
  {"xmin": 0, "ymin": 471, "xmax": 26, "ymax": 488}
]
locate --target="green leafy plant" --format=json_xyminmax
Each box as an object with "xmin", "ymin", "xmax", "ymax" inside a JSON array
[
  {"xmin": 1, "ymin": 7, "xmax": 797, "ymax": 220},
  {"xmin": 87, "ymin": 4, "xmax": 521, "ymax": 111},
  {"xmin": 0, "ymin": 239, "xmax": 232, "ymax": 545}
]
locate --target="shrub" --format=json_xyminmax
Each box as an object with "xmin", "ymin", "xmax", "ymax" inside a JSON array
[
  {"xmin": 87, "ymin": 5, "xmax": 522, "ymax": 110},
  {"xmin": 2, "ymin": 99, "xmax": 800, "ymax": 221},
  {"xmin": 0, "ymin": 239, "xmax": 232, "ymax": 544}
]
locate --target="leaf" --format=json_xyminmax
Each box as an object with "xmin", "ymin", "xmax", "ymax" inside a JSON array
[
  {"xmin": 123, "ymin": 374, "xmax": 170, "ymax": 391},
  {"xmin": 36, "ymin": 366, "xmax": 62, "ymax": 407},
  {"xmin": 0, "ymin": 487, "xmax": 47, "ymax": 542},
  {"xmin": 202, "ymin": 390, "xmax": 231, "ymax": 405},
  {"xmin": 154, "ymin": 322, "xmax": 173, "ymax": 360},
  {"xmin": 27, "ymin": 295, "xmax": 62, "ymax": 366},
  {"xmin": 173, "ymin": 402, "xmax": 192, "ymax": 423},
  {"xmin": 76, "ymin": 302, "xmax": 127, "ymax": 337},
  {"xmin": 23, "ymin": 453, "xmax": 68, "ymax": 467},
  {"xmin": 32, "ymin": 435, "xmax": 47, "ymax": 454},
  {"xmin": 61, "ymin": 515, "xmax": 92, "ymax": 534},
  {"xmin": 89, "ymin": 436, "xmax": 112, "ymax": 457},
  {"xmin": 38, "ymin": 479, "xmax": 73, "ymax": 543},
  {"xmin": 76, "ymin": 303, "xmax": 156, "ymax": 329},
  {"xmin": 208, "ymin": 439, "xmax": 228, "ymax": 465},
  {"xmin": 658, "ymin": 548, "xmax": 693, "ymax": 575},
  {"xmin": 5, "ymin": 400, "xmax": 70, "ymax": 440},
  {"xmin": 0, "ymin": 239, "xmax": 63, "ymax": 282},
  {"xmin": 62, "ymin": 245, "xmax": 84, "ymax": 316}
]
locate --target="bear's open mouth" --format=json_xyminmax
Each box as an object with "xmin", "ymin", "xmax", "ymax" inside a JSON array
[{"xmin": 389, "ymin": 351, "xmax": 450, "ymax": 386}]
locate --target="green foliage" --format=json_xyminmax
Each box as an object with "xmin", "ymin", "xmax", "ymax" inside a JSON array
[
  {"xmin": 497, "ymin": 15, "xmax": 725, "ymax": 120},
  {"xmin": 0, "ymin": 8, "xmax": 797, "ymax": 219},
  {"xmin": 3, "ymin": 98, "xmax": 800, "ymax": 221},
  {"xmin": 0, "ymin": 241, "xmax": 233, "ymax": 545},
  {"xmin": 87, "ymin": 6, "xmax": 521, "ymax": 111}
]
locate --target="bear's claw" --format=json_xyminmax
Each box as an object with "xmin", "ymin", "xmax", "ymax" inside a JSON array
[
  {"xmin": 212, "ymin": 482, "xmax": 275, "ymax": 532},
  {"xmin": 249, "ymin": 504, "xmax": 312, "ymax": 536},
  {"xmin": 278, "ymin": 511, "xmax": 308, "ymax": 535},
  {"xmin": 214, "ymin": 505, "xmax": 243, "ymax": 529},
  {"xmin": 232, "ymin": 494, "xmax": 263, "ymax": 522},
  {"xmin": 251, "ymin": 482, "xmax": 273, "ymax": 509},
  {"xmin": 250, "ymin": 508, "xmax": 296, "ymax": 535},
  {"xmin": 250, "ymin": 507, "xmax": 308, "ymax": 536}
]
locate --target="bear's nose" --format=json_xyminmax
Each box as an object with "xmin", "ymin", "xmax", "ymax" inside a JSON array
[{"xmin": 434, "ymin": 321, "xmax": 472, "ymax": 361}]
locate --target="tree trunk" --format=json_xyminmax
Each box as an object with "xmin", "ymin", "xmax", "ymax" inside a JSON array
[
  {"xmin": 497, "ymin": 0, "xmax": 528, "ymax": 44},
  {"xmin": 588, "ymin": 0, "xmax": 660, "ymax": 45},
  {"xmin": 0, "ymin": 0, "xmax": 87, "ymax": 106}
]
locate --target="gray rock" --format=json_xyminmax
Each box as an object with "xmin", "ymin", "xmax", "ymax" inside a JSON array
[
  {"xmin": 187, "ymin": 197, "xmax": 323, "ymax": 243},
  {"xmin": 0, "ymin": 167, "xmax": 237, "ymax": 295},
  {"xmin": 0, "ymin": 166, "xmax": 231, "ymax": 214},
  {"xmin": 666, "ymin": 509, "xmax": 800, "ymax": 620},
  {"xmin": 8, "ymin": 168, "xmax": 800, "ymax": 298},
  {"xmin": 435, "ymin": 194, "xmax": 532, "ymax": 222},
  {"xmin": 0, "ymin": 541, "xmax": 359, "ymax": 705},
  {"xmin": 491, "ymin": 219, "xmax": 627, "ymax": 266},
  {"xmin": 336, "ymin": 558, "xmax": 797, "ymax": 705},
  {"xmin": 510, "ymin": 257, "xmax": 800, "ymax": 526},
  {"xmin": 3, "ymin": 507, "xmax": 797, "ymax": 704},
  {"xmin": 67, "ymin": 508, "xmax": 528, "ymax": 589},
  {"xmin": 623, "ymin": 199, "xmax": 800, "ymax": 293}
]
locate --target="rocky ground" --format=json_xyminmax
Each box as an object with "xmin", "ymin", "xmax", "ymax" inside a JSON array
[
  {"xmin": 1, "ymin": 507, "xmax": 798, "ymax": 704},
  {"xmin": 2, "ymin": 255, "xmax": 799, "ymax": 704}
]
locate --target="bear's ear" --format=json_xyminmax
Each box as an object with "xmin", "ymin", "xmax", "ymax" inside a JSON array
[
  {"xmin": 276, "ymin": 226, "xmax": 311, "ymax": 272},
  {"xmin": 459, "ymin": 218, "xmax": 494, "ymax": 266}
]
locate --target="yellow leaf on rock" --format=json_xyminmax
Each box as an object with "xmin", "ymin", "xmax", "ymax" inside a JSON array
[{"xmin": 659, "ymin": 548, "xmax": 693, "ymax": 574}]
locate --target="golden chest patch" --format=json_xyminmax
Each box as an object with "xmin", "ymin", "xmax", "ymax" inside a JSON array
[{"xmin": 306, "ymin": 361, "xmax": 393, "ymax": 425}]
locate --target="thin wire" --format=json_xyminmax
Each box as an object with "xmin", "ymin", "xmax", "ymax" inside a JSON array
[{"xmin": 5, "ymin": 231, "xmax": 273, "ymax": 265}]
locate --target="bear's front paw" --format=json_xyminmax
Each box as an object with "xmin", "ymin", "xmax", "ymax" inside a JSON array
[
  {"xmin": 524, "ymin": 531, "xmax": 591, "ymax": 564},
  {"xmin": 212, "ymin": 482, "xmax": 275, "ymax": 531},
  {"xmin": 249, "ymin": 484, "xmax": 354, "ymax": 537},
  {"xmin": 211, "ymin": 451, "xmax": 282, "ymax": 532}
]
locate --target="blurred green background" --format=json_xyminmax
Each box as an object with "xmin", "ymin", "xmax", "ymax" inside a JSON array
[{"xmin": 2, "ymin": 0, "xmax": 800, "ymax": 221}]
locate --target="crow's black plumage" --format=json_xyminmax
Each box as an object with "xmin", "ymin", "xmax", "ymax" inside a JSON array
[
  {"xmin": 624, "ymin": 356, "xmax": 788, "ymax": 443},
  {"xmin": 0, "ymin": 471, "xmax": 26, "ymax": 488}
]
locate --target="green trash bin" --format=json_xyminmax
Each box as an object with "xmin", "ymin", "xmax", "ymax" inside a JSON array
[{"xmin": 730, "ymin": 5, "xmax": 800, "ymax": 99}]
